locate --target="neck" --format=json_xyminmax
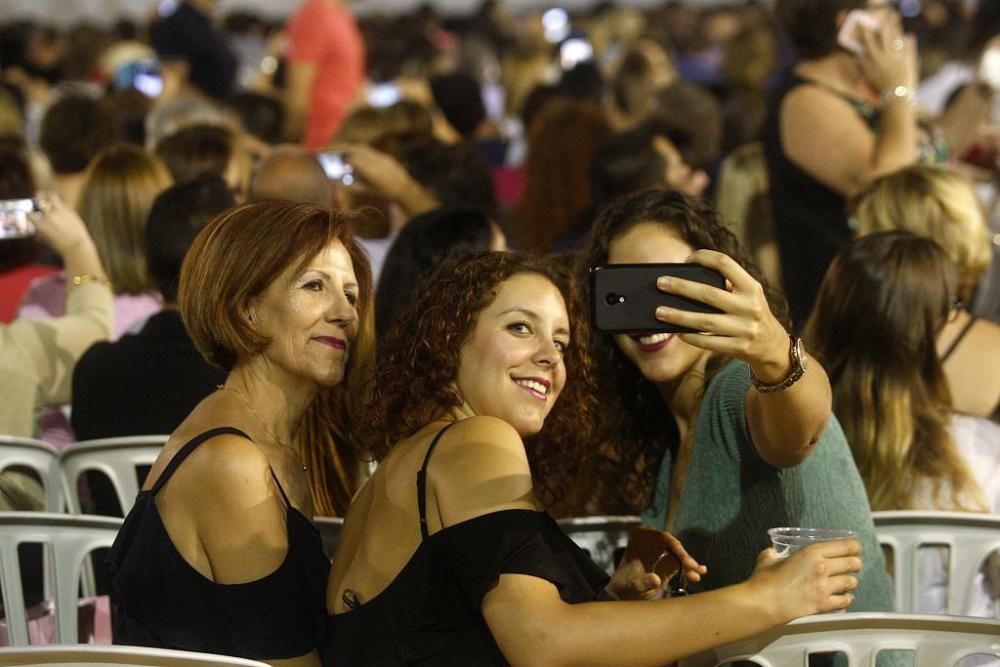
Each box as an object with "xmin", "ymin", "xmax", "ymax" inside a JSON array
[
  {"xmin": 797, "ymin": 51, "xmax": 871, "ymax": 96},
  {"xmin": 656, "ymin": 351, "xmax": 711, "ymax": 437},
  {"xmin": 54, "ymin": 173, "xmax": 85, "ymax": 209},
  {"xmin": 225, "ymin": 360, "xmax": 317, "ymax": 444}
]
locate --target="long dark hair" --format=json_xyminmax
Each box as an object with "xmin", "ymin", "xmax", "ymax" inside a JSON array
[{"xmin": 583, "ymin": 189, "xmax": 788, "ymax": 508}]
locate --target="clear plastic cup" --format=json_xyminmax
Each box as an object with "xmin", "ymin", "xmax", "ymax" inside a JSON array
[{"xmin": 767, "ymin": 527, "xmax": 858, "ymax": 559}]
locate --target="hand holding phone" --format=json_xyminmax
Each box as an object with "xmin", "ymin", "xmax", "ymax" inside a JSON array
[{"xmin": 591, "ymin": 263, "xmax": 725, "ymax": 334}]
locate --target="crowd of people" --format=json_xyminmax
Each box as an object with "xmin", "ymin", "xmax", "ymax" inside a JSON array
[{"xmin": 0, "ymin": 0, "xmax": 998, "ymax": 664}]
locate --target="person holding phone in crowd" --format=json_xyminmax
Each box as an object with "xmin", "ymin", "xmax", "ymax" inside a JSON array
[
  {"xmin": 764, "ymin": 0, "xmax": 977, "ymax": 328},
  {"xmin": 576, "ymin": 189, "xmax": 893, "ymax": 614},
  {"xmin": 327, "ymin": 249, "xmax": 863, "ymax": 666}
]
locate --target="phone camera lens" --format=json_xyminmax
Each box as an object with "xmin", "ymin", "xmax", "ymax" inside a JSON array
[{"xmin": 605, "ymin": 293, "xmax": 625, "ymax": 306}]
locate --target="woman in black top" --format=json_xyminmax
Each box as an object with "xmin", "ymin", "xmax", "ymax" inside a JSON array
[
  {"xmin": 108, "ymin": 201, "xmax": 374, "ymax": 665},
  {"xmin": 764, "ymin": 0, "xmax": 953, "ymax": 328},
  {"xmin": 327, "ymin": 250, "xmax": 863, "ymax": 666}
]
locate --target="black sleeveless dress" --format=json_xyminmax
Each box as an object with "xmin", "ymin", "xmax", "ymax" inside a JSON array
[
  {"xmin": 326, "ymin": 425, "xmax": 610, "ymax": 665},
  {"xmin": 107, "ymin": 427, "xmax": 331, "ymax": 660}
]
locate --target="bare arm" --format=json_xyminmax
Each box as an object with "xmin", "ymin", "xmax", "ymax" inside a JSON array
[
  {"xmin": 784, "ymin": 25, "xmax": 919, "ymax": 196},
  {"xmin": 483, "ymin": 541, "xmax": 860, "ymax": 667},
  {"xmin": 11, "ymin": 198, "xmax": 113, "ymax": 404},
  {"xmin": 656, "ymin": 250, "xmax": 832, "ymax": 467},
  {"xmin": 283, "ymin": 60, "xmax": 317, "ymax": 143}
]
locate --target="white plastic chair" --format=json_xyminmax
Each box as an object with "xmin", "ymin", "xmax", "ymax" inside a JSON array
[
  {"xmin": 0, "ymin": 435, "xmax": 62, "ymax": 512},
  {"xmin": 679, "ymin": 612, "xmax": 1000, "ymax": 667},
  {"xmin": 0, "ymin": 512, "xmax": 121, "ymax": 645},
  {"xmin": 872, "ymin": 510, "xmax": 1000, "ymax": 615},
  {"xmin": 557, "ymin": 516, "xmax": 641, "ymax": 573},
  {"xmin": 0, "ymin": 644, "xmax": 269, "ymax": 666},
  {"xmin": 315, "ymin": 516, "xmax": 343, "ymax": 560},
  {"xmin": 60, "ymin": 437, "xmax": 167, "ymax": 516}
]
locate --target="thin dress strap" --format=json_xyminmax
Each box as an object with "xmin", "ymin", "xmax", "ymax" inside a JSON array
[
  {"xmin": 150, "ymin": 427, "xmax": 251, "ymax": 496},
  {"xmin": 416, "ymin": 422, "xmax": 458, "ymax": 540},
  {"xmin": 941, "ymin": 314, "xmax": 977, "ymax": 363}
]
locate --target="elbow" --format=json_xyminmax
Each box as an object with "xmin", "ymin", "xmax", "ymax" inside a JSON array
[{"xmin": 500, "ymin": 614, "xmax": 576, "ymax": 667}]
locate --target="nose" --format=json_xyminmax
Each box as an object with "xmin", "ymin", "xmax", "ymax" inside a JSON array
[
  {"xmin": 533, "ymin": 337, "xmax": 562, "ymax": 368},
  {"xmin": 325, "ymin": 291, "xmax": 357, "ymax": 330}
]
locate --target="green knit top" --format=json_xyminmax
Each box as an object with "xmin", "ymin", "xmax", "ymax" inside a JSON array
[{"xmin": 640, "ymin": 360, "xmax": 894, "ymax": 612}]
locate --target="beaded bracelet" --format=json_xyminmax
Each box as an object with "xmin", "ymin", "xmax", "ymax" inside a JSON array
[{"xmin": 69, "ymin": 274, "xmax": 111, "ymax": 289}]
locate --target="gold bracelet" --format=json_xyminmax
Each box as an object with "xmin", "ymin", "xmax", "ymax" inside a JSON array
[{"xmin": 69, "ymin": 274, "xmax": 111, "ymax": 289}]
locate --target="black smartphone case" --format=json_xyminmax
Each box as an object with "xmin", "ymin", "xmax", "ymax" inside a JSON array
[{"xmin": 590, "ymin": 263, "xmax": 726, "ymax": 334}]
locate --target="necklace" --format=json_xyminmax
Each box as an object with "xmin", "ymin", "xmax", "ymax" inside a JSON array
[{"xmin": 217, "ymin": 385, "xmax": 308, "ymax": 472}]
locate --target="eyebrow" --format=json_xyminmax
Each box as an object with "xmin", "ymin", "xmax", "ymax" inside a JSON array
[{"xmin": 499, "ymin": 307, "xmax": 570, "ymax": 337}]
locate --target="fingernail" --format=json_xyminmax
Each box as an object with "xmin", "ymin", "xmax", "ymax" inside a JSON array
[
  {"xmin": 656, "ymin": 306, "xmax": 669, "ymax": 318},
  {"xmin": 657, "ymin": 276, "xmax": 671, "ymax": 288}
]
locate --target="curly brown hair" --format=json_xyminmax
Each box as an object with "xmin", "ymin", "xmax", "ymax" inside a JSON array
[
  {"xmin": 581, "ymin": 188, "xmax": 790, "ymax": 512},
  {"xmin": 362, "ymin": 249, "xmax": 601, "ymax": 506}
]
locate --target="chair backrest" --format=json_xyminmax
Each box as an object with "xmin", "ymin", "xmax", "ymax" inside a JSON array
[
  {"xmin": 314, "ymin": 517, "xmax": 343, "ymax": 560},
  {"xmin": 872, "ymin": 510, "xmax": 1000, "ymax": 615},
  {"xmin": 0, "ymin": 512, "xmax": 122, "ymax": 645},
  {"xmin": 0, "ymin": 644, "xmax": 270, "ymax": 666},
  {"xmin": 0, "ymin": 436, "xmax": 62, "ymax": 512},
  {"xmin": 557, "ymin": 516, "xmax": 641, "ymax": 574},
  {"xmin": 679, "ymin": 612, "xmax": 1000, "ymax": 667},
  {"xmin": 60, "ymin": 436, "xmax": 167, "ymax": 516}
]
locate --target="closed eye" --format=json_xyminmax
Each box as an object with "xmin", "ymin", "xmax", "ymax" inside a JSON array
[{"xmin": 344, "ymin": 291, "xmax": 358, "ymax": 306}]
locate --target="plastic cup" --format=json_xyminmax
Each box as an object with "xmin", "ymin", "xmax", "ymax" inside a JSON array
[{"xmin": 767, "ymin": 527, "xmax": 858, "ymax": 559}]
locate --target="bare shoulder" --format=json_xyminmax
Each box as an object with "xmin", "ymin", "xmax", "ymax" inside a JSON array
[
  {"xmin": 166, "ymin": 433, "xmax": 274, "ymax": 509},
  {"xmin": 430, "ymin": 417, "xmax": 537, "ymax": 524}
]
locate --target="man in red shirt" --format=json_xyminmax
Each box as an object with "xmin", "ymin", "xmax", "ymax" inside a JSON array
[{"xmin": 285, "ymin": 0, "xmax": 365, "ymax": 149}]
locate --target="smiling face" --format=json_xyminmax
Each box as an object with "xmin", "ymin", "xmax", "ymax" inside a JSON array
[
  {"xmin": 455, "ymin": 272, "xmax": 570, "ymax": 437},
  {"xmin": 251, "ymin": 238, "xmax": 360, "ymax": 389},
  {"xmin": 608, "ymin": 221, "xmax": 711, "ymax": 387}
]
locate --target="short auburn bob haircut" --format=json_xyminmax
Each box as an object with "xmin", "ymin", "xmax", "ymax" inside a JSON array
[{"xmin": 179, "ymin": 199, "xmax": 373, "ymax": 372}]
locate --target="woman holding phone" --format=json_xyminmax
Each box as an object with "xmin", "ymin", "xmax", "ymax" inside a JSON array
[
  {"xmin": 764, "ymin": 0, "xmax": 977, "ymax": 328},
  {"xmin": 576, "ymin": 188, "xmax": 893, "ymax": 613},
  {"xmin": 327, "ymin": 249, "xmax": 863, "ymax": 666}
]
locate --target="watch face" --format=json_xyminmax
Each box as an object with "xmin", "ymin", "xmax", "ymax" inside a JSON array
[{"xmin": 795, "ymin": 337, "xmax": 807, "ymax": 372}]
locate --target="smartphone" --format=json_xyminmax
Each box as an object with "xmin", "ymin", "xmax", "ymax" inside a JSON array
[
  {"xmin": 0, "ymin": 198, "xmax": 39, "ymax": 239},
  {"xmin": 317, "ymin": 152, "xmax": 355, "ymax": 186},
  {"xmin": 837, "ymin": 10, "xmax": 881, "ymax": 56},
  {"xmin": 112, "ymin": 58, "xmax": 164, "ymax": 98},
  {"xmin": 560, "ymin": 36, "xmax": 594, "ymax": 70},
  {"xmin": 590, "ymin": 263, "xmax": 725, "ymax": 334},
  {"xmin": 367, "ymin": 82, "xmax": 402, "ymax": 109}
]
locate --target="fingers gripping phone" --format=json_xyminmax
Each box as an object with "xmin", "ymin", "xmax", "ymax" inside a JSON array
[
  {"xmin": 837, "ymin": 10, "xmax": 882, "ymax": 56},
  {"xmin": 591, "ymin": 263, "xmax": 725, "ymax": 334}
]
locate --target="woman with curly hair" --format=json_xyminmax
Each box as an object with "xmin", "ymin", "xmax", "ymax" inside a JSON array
[
  {"xmin": 326, "ymin": 249, "xmax": 863, "ymax": 666},
  {"xmin": 579, "ymin": 189, "xmax": 892, "ymax": 614}
]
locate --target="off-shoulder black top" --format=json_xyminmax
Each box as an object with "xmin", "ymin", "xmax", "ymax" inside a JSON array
[{"xmin": 326, "ymin": 424, "xmax": 610, "ymax": 665}]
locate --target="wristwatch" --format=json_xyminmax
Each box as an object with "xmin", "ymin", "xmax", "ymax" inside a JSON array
[{"xmin": 749, "ymin": 336, "xmax": 807, "ymax": 393}]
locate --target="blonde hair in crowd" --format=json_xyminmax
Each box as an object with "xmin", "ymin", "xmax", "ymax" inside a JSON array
[
  {"xmin": 77, "ymin": 144, "xmax": 172, "ymax": 294},
  {"xmin": 853, "ymin": 165, "xmax": 991, "ymax": 303}
]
